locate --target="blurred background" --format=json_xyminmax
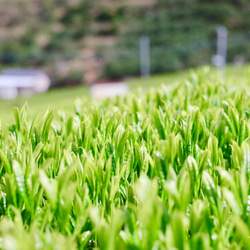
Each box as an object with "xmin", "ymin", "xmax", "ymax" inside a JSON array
[{"xmin": 0, "ymin": 0, "xmax": 250, "ymax": 87}]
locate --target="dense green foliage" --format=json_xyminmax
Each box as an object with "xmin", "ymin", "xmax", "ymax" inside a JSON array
[
  {"xmin": 0, "ymin": 69, "xmax": 250, "ymax": 248},
  {"xmin": 0, "ymin": 0, "xmax": 125, "ymax": 84},
  {"xmin": 0, "ymin": 0, "xmax": 93, "ymax": 58},
  {"xmin": 1, "ymin": 0, "xmax": 250, "ymax": 82},
  {"xmin": 103, "ymin": 0, "xmax": 250, "ymax": 78}
]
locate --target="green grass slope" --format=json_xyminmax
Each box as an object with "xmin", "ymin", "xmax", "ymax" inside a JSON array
[{"xmin": 1, "ymin": 64, "xmax": 249, "ymax": 125}]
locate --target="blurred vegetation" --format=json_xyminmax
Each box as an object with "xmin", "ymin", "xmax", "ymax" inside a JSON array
[
  {"xmin": 103, "ymin": 0, "xmax": 250, "ymax": 78},
  {"xmin": 0, "ymin": 0, "xmax": 250, "ymax": 83}
]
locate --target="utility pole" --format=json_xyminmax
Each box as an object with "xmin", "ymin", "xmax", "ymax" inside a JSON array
[{"xmin": 140, "ymin": 36, "xmax": 150, "ymax": 78}]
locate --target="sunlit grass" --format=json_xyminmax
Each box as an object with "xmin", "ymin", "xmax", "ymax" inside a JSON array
[{"xmin": 0, "ymin": 65, "xmax": 250, "ymax": 248}]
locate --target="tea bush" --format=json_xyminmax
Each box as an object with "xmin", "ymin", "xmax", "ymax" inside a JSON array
[{"xmin": 0, "ymin": 69, "xmax": 250, "ymax": 249}]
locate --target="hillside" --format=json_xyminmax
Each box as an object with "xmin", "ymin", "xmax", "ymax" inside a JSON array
[
  {"xmin": 0, "ymin": 0, "xmax": 249, "ymax": 84},
  {"xmin": 0, "ymin": 0, "xmax": 155, "ymax": 84}
]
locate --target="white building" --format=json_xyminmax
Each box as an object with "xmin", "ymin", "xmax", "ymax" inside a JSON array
[{"xmin": 0, "ymin": 69, "xmax": 50, "ymax": 99}]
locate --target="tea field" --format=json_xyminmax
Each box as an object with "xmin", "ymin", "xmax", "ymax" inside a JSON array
[{"xmin": 0, "ymin": 66, "xmax": 250, "ymax": 249}]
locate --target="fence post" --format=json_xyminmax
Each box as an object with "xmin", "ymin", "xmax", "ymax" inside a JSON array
[
  {"xmin": 212, "ymin": 25, "xmax": 228, "ymax": 78},
  {"xmin": 140, "ymin": 36, "xmax": 150, "ymax": 78}
]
